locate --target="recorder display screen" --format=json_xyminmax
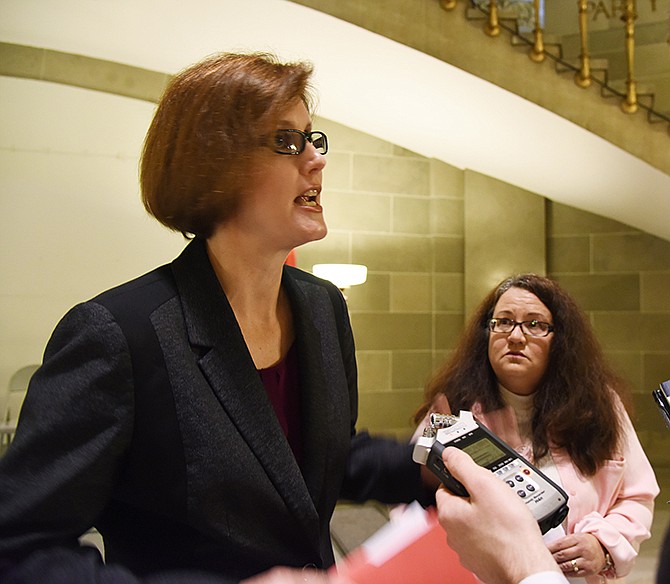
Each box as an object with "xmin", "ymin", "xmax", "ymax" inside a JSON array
[{"xmin": 462, "ymin": 437, "xmax": 506, "ymax": 467}]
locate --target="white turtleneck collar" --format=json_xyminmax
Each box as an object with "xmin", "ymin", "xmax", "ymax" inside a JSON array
[{"xmin": 498, "ymin": 384, "xmax": 535, "ymax": 442}]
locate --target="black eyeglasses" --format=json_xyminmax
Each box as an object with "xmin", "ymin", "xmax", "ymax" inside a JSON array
[
  {"xmin": 487, "ymin": 318, "xmax": 554, "ymax": 338},
  {"xmin": 271, "ymin": 129, "xmax": 328, "ymax": 155}
]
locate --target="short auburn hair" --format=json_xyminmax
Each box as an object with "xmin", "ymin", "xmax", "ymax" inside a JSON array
[{"xmin": 140, "ymin": 52, "xmax": 315, "ymax": 238}]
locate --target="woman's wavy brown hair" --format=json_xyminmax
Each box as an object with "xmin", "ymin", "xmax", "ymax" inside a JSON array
[
  {"xmin": 414, "ymin": 273, "xmax": 632, "ymax": 477},
  {"xmin": 141, "ymin": 52, "xmax": 315, "ymax": 238}
]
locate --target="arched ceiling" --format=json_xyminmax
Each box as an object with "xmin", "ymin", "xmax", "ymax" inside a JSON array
[{"xmin": 2, "ymin": 0, "xmax": 669, "ymax": 240}]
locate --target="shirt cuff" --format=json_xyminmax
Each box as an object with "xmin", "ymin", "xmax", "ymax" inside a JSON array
[{"xmin": 518, "ymin": 572, "xmax": 569, "ymax": 584}]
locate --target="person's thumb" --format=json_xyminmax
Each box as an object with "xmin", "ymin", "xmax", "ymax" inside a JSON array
[{"xmin": 440, "ymin": 446, "xmax": 491, "ymax": 496}]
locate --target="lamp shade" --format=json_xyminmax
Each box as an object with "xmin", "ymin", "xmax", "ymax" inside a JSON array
[{"xmin": 312, "ymin": 264, "xmax": 368, "ymax": 289}]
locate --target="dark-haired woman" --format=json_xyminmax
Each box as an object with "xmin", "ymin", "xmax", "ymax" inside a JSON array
[
  {"xmin": 414, "ymin": 274, "xmax": 658, "ymax": 583},
  {"xmin": 0, "ymin": 53, "xmax": 428, "ymax": 584}
]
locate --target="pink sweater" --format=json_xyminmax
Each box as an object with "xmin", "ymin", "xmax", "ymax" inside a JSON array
[{"xmin": 461, "ymin": 402, "xmax": 659, "ymax": 582}]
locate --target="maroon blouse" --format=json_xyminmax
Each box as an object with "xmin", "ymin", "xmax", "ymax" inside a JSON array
[{"xmin": 257, "ymin": 343, "xmax": 302, "ymax": 464}]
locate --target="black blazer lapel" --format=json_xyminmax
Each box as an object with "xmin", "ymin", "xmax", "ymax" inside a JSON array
[
  {"xmin": 170, "ymin": 240, "xmax": 322, "ymax": 544},
  {"xmin": 283, "ymin": 269, "xmax": 353, "ymax": 517}
]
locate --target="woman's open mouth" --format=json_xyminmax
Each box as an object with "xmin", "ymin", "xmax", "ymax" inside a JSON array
[{"xmin": 295, "ymin": 189, "xmax": 319, "ymax": 207}]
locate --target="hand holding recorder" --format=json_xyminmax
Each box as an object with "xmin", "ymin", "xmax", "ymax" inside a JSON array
[
  {"xmin": 435, "ymin": 447, "xmax": 567, "ymax": 584},
  {"xmin": 413, "ymin": 410, "xmax": 569, "ymax": 534}
]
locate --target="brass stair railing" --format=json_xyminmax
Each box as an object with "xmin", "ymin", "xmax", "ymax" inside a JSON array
[
  {"xmin": 529, "ymin": 0, "xmax": 545, "ymax": 63},
  {"xmin": 441, "ymin": 0, "xmax": 670, "ymax": 133},
  {"xmin": 620, "ymin": 0, "xmax": 638, "ymax": 114},
  {"xmin": 575, "ymin": 0, "xmax": 592, "ymax": 88}
]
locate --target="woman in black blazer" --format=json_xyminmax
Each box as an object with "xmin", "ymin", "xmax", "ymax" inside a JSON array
[{"xmin": 0, "ymin": 53, "xmax": 429, "ymax": 583}]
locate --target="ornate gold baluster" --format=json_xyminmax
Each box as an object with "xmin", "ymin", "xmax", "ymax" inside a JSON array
[
  {"xmin": 530, "ymin": 0, "xmax": 545, "ymax": 62},
  {"xmin": 621, "ymin": 0, "xmax": 638, "ymax": 113},
  {"xmin": 575, "ymin": 0, "xmax": 592, "ymax": 88},
  {"xmin": 485, "ymin": 0, "xmax": 500, "ymax": 37}
]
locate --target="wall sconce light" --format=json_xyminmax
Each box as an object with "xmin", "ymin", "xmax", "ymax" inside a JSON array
[{"xmin": 312, "ymin": 263, "xmax": 368, "ymax": 296}]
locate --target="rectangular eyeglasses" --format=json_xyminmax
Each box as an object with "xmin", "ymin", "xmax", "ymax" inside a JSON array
[
  {"xmin": 487, "ymin": 318, "xmax": 554, "ymax": 337},
  {"xmin": 272, "ymin": 129, "xmax": 328, "ymax": 155}
]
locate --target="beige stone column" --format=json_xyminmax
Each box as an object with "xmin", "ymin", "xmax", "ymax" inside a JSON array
[{"xmin": 464, "ymin": 170, "xmax": 546, "ymax": 316}]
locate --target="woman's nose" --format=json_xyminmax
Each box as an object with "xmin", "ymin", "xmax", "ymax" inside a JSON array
[
  {"xmin": 507, "ymin": 325, "xmax": 526, "ymax": 343},
  {"xmin": 304, "ymin": 143, "xmax": 327, "ymax": 172}
]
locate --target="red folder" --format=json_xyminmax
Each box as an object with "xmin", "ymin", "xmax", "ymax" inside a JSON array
[{"xmin": 331, "ymin": 504, "xmax": 478, "ymax": 584}]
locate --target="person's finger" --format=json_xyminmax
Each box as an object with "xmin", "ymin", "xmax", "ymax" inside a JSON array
[
  {"xmin": 440, "ymin": 446, "xmax": 502, "ymax": 498},
  {"xmin": 435, "ymin": 483, "xmax": 467, "ymax": 508},
  {"xmin": 442, "ymin": 445, "xmax": 542, "ymax": 534},
  {"xmin": 435, "ymin": 448, "xmax": 489, "ymax": 525}
]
